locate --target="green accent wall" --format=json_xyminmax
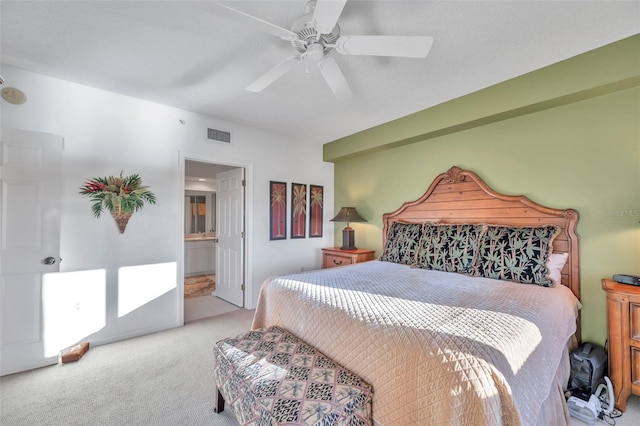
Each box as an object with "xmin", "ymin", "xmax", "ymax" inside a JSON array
[{"xmin": 324, "ymin": 35, "xmax": 640, "ymax": 346}]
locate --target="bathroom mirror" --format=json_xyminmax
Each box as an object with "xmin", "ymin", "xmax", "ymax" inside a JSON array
[{"xmin": 185, "ymin": 192, "xmax": 215, "ymax": 234}]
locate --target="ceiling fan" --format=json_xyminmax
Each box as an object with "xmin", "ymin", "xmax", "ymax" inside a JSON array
[{"xmin": 210, "ymin": 0, "xmax": 433, "ymax": 100}]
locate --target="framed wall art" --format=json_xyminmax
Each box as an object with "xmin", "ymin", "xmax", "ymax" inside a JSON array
[
  {"xmin": 291, "ymin": 183, "xmax": 307, "ymax": 239},
  {"xmin": 269, "ymin": 181, "xmax": 287, "ymax": 240},
  {"xmin": 309, "ymin": 184, "xmax": 323, "ymax": 238}
]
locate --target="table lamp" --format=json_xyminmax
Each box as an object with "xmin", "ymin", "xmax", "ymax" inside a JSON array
[{"xmin": 330, "ymin": 207, "xmax": 366, "ymax": 250}]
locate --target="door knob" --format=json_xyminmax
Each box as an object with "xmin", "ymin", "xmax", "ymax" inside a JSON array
[{"xmin": 43, "ymin": 256, "xmax": 56, "ymax": 265}]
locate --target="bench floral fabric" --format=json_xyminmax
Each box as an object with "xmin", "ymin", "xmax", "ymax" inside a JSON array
[{"xmin": 213, "ymin": 326, "xmax": 373, "ymax": 426}]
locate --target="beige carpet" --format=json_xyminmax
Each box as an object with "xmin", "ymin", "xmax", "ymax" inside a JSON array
[
  {"xmin": 184, "ymin": 274, "xmax": 216, "ymax": 298},
  {"xmin": 2, "ymin": 309, "xmax": 639, "ymax": 425},
  {"xmin": 184, "ymin": 295, "xmax": 240, "ymax": 323},
  {"xmin": 0, "ymin": 309, "xmax": 254, "ymax": 426}
]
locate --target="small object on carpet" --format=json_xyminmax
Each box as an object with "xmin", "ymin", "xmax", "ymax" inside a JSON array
[{"xmin": 60, "ymin": 342, "xmax": 90, "ymax": 363}]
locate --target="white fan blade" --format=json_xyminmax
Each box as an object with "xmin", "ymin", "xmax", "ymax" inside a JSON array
[
  {"xmin": 208, "ymin": 2, "xmax": 298, "ymax": 41},
  {"xmin": 313, "ymin": 0, "xmax": 348, "ymax": 34},
  {"xmin": 317, "ymin": 57, "xmax": 352, "ymax": 100},
  {"xmin": 336, "ymin": 35, "xmax": 434, "ymax": 58},
  {"xmin": 245, "ymin": 56, "xmax": 300, "ymax": 92}
]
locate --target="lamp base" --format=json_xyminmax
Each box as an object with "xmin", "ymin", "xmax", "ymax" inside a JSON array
[{"xmin": 340, "ymin": 227, "xmax": 357, "ymax": 250}]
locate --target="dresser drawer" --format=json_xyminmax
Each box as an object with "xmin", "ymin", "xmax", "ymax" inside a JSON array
[
  {"xmin": 602, "ymin": 278, "xmax": 640, "ymax": 411},
  {"xmin": 631, "ymin": 302, "xmax": 640, "ymax": 342},
  {"xmin": 632, "ymin": 347, "xmax": 640, "ymax": 395}
]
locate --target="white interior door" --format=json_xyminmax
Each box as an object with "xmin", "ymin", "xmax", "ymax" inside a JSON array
[
  {"xmin": 0, "ymin": 128, "xmax": 62, "ymax": 376},
  {"xmin": 215, "ymin": 168, "xmax": 244, "ymax": 307}
]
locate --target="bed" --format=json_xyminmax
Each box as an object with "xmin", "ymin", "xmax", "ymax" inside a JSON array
[{"xmin": 252, "ymin": 166, "xmax": 581, "ymax": 426}]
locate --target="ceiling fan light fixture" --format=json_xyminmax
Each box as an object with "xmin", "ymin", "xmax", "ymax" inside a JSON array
[{"xmin": 306, "ymin": 43, "xmax": 325, "ymax": 62}]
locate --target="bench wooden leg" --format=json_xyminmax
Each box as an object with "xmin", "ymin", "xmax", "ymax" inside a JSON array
[{"xmin": 214, "ymin": 388, "xmax": 225, "ymax": 413}]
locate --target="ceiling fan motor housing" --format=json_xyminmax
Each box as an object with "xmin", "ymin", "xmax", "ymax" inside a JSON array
[{"xmin": 291, "ymin": 7, "xmax": 339, "ymax": 56}]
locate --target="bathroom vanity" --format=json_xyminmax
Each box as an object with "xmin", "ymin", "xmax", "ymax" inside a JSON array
[{"xmin": 185, "ymin": 234, "xmax": 216, "ymax": 276}]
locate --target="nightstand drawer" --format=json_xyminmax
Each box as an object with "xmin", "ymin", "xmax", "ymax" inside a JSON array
[
  {"xmin": 321, "ymin": 247, "xmax": 375, "ymax": 269},
  {"xmin": 324, "ymin": 253, "xmax": 353, "ymax": 268}
]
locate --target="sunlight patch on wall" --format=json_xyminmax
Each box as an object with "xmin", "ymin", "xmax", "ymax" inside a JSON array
[
  {"xmin": 118, "ymin": 262, "xmax": 177, "ymax": 318},
  {"xmin": 42, "ymin": 269, "xmax": 106, "ymax": 357}
]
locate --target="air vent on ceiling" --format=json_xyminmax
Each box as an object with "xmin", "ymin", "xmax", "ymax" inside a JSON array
[{"xmin": 207, "ymin": 128, "xmax": 232, "ymax": 144}]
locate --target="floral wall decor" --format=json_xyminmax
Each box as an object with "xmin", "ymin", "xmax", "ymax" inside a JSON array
[{"xmin": 79, "ymin": 172, "xmax": 156, "ymax": 233}]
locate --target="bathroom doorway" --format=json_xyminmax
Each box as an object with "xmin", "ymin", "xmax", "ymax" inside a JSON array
[{"xmin": 184, "ymin": 160, "xmax": 243, "ymax": 322}]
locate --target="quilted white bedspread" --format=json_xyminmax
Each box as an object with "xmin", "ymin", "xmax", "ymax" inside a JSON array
[{"xmin": 252, "ymin": 261, "xmax": 580, "ymax": 426}]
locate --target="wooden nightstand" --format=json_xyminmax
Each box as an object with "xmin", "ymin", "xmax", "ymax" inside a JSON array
[
  {"xmin": 602, "ymin": 278, "xmax": 640, "ymax": 411},
  {"xmin": 322, "ymin": 247, "xmax": 375, "ymax": 269}
]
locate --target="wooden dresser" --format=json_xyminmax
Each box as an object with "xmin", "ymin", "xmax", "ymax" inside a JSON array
[
  {"xmin": 602, "ymin": 278, "xmax": 640, "ymax": 411},
  {"xmin": 322, "ymin": 247, "xmax": 375, "ymax": 269}
]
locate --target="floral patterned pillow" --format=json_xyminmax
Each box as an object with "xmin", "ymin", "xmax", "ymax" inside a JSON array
[
  {"xmin": 379, "ymin": 222, "xmax": 423, "ymax": 265},
  {"xmin": 474, "ymin": 225, "xmax": 560, "ymax": 286},
  {"xmin": 414, "ymin": 224, "xmax": 485, "ymax": 274}
]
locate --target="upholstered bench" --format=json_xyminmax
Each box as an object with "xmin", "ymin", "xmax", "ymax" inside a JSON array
[{"xmin": 213, "ymin": 326, "xmax": 373, "ymax": 425}]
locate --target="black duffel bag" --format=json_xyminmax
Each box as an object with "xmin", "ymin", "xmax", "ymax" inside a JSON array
[{"xmin": 569, "ymin": 342, "xmax": 607, "ymax": 393}]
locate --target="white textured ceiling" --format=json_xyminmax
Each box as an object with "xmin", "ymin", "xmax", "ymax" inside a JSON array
[{"xmin": 2, "ymin": 1, "xmax": 639, "ymax": 145}]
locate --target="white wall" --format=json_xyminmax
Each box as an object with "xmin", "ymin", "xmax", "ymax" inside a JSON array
[{"xmin": 0, "ymin": 66, "xmax": 334, "ymax": 347}]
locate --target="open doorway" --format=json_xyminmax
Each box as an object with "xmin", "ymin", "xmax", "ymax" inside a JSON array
[{"xmin": 184, "ymin": 160, "xmax": 244, "ymax": 322}]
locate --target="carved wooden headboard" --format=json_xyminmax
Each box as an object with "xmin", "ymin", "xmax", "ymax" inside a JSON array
[{"xmin": 382, "ymin": 166, "xmax": 581, "ymax": 308}]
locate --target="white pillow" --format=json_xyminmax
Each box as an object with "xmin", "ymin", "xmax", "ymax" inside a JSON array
[{"xmin": 547, "ymin": 252, "xmax": 569, "ymax": 286}]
